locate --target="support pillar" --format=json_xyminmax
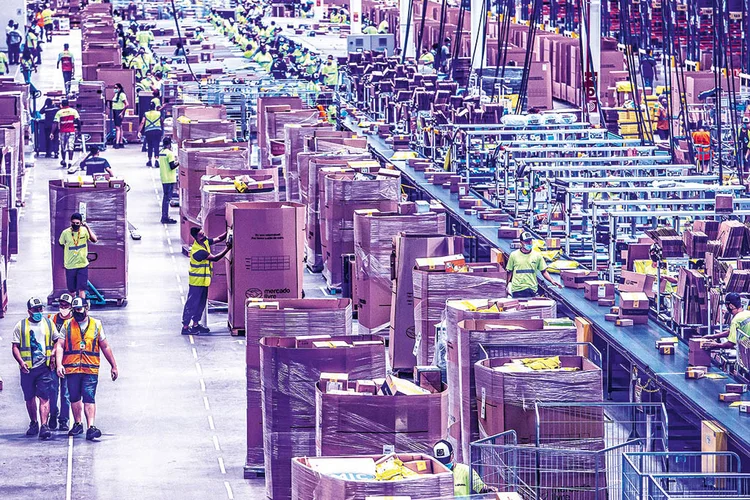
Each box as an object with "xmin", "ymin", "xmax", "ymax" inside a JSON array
[
  {"xmin": 582, "ymin": 0, "xmax": 602, "ymax": 125},
  {"xmin": 471, "ymin": 0, "xmax": 487, "ymax": 69},
  {"xmin": 400, "ymin": 0, "xmax": 416, "ymax": 58},
  {"xmin": 350, "ymin": 0, "xmax": 363, "ymax": 34}
]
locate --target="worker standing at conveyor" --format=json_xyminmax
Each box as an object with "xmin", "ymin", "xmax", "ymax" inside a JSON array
[
  {"xmin": 55, "ymin": 298, "xmax": 119, "ymax": 441},
  {"xmin": 433, "ymin": 440, "xmax": 496, "ymax": 495},
  {"xmin": 181, "ymin": 228, "xmax": 232, "ymax": 336},
  {"xmin": 701, "ymin": 292, "xmax": 748, "ymax": 355},
  {"xmin": 506, "ymin": 232, "xmax": 562, "ymax": 297},
  {"xmin": 11, "ymin": 297, "xmax": 61, "ymax": 440}
]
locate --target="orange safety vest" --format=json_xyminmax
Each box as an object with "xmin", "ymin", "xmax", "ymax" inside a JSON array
[
  {"xmin": 62, "ymin": 318, "xmax": 103, "ymax": 375},
  {"xmin": 692, "ymin": 131, "xmax": 711, "ymax": 161}
]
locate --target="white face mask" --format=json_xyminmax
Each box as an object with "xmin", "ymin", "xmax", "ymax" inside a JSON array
[{"xmin": 59, "ymin": 307, "xmax": 72, "ymax": 317}]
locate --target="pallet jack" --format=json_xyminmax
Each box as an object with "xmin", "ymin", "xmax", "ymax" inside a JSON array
[{"xmin": 85, "ymin": 280, "xmax": 126, "ymax": 307}]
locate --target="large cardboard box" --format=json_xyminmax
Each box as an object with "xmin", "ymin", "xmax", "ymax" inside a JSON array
[
  {"xmin": 701, "ymin": 420, "xmax": 728, "ymax": 472},
  {"xmin": 225, "ymin": 202, "xmax": 305, "ymax": 329}
]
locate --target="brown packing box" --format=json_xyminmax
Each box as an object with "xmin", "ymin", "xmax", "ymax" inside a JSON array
[
  {"xmin": 583, "ymin": 281, "xmax": 615, "ymax": 301},
  {"xmin": 414, "ymin": 366, "xmax": 442, "ymax": 394},
  {"xmin": 619, "ymin": 292, "xmax": 649, "ymax": 311},
  {"xmin": 689, "ymin": 338, "xmax": 712, "ymax": 366},
  {"xmin": 701, "ymin": 420, "xmax": 728, "ymax": 472},
  {"xmin": 414, "ymin": 254, "xmax": 466, "ymax": 272},
  {"xmin": 498, "ymin": 227, "xmax": 522, "ymax": 239},
  {"xmin": 619, "ymin": 270, "xmax": 656, "ymax": 298},
  {"xmin": 726, "ymin": 383, "xmax": 748, "ymax": 394},
  {"xmin": 560, "ymin": 269, "xmax": 598, "ymax": 289},
  {"xmin": 719, "ymin": 393, "xmax": 741, "ymax": 403},
  {"xmin": 615, "ymin": 318, "xmax": 634, "ymax": 327}
]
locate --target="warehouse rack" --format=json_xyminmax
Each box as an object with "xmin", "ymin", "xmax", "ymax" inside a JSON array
[{"xmin": 622, "ymin": 451, "xmax": 743, "ymax": 500}]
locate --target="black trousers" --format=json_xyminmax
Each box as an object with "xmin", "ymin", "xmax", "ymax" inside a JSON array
[
  {"xmin": 145, "ymin": 130, "xmax": 162, "ymax": 159},
  {"xmin": 8, "ymin": 44, "xmax": 20, "ymax": 64},
  {"xmin": 182, "ymin": 285, "xmax": 208, "ymax": 326},
  {"xmin": 162, "ymin": 182, "xmax": 174, "ymax": 220}
]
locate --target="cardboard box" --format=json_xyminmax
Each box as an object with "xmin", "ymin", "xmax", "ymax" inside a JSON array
[
  {"xmin": 498, "ymin": 227, "xmax": 522, "ymax": 239},
  {"xmin": 414, "ymin": 254, "xmax": 466, "ymax": 272},
  {"xmin": 598, "ymin": 298, "xmax": 615, "ymax": 307},
  {"xmin": 726, "ymin": 383, "xmax": 748, "ymax": 394},
  {"xmin": 619, "ymin": 270, "xmax": 656, "ymax": 298},
  {"xmin": 686, "ymin": 366, "xmax": 708, "ymax": 379},
  {"xmin": 320, "ymin": 373, "xmax": 349, "ymax": 393},
  {"xmin": 560, "ymin": 270, "xmax": 599, "ymax": 289},
  {"xmin": 583, "ymin": 281, "xmax": 615, "ymax": 301},
  {"xmin": 689, "ymin": 338, "xmax": 712, "ymax": 367},
  {"xmin": 719, "ymin": 393, "xmax": 741, "ymax": 403},
  {"xmin": 414, "ymin": 366, "xmax": 442, "ymax": 393},
  {"xmin": 701, "ymin": 420, "xmax": 728, "ymax": 472}
]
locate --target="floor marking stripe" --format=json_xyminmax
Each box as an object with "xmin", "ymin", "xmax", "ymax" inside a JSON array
[
  {"xmin": 208, "ymin": 415, "xmax": 215, "ymax": 430},
  {"xmin": 218, "ymin": 457, "xmax": 226, "ymax": 474},
  {"xmin": 203, "ymin": 396, "xmax": 210, "ymax": 411},
  {"xmin": 213, "ymin": 435, "xmax": 221, "ymax": 451},
  {"xmin": 192, "ymin": 347, "xmax": 198, "ymax": 359},
  {"xmin": 224, "ymin": 481, "xmax": 234, "ymax": 499},
  {"xmin": 65, "ymin": 436, "xmax": 73, "ymax": 500},
  {"xmin": 195, "ymin": 362, "xmax": 202, "ymax": 376},
  {"xmin": 200, "ymin": 378, "xmax": 206, "ymax": 392}
]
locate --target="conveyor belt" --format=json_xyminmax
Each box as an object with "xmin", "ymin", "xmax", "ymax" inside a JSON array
[{"xmin": 344, "ymin": 118, "xmax": 750, "ymax": 456}]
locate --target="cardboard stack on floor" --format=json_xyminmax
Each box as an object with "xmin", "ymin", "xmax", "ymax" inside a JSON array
[{"xmin": 48, "ymin": 178, "xmax": 128, "ymax": 303}]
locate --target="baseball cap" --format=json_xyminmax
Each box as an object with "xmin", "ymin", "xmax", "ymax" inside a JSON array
[
  {"xmin": 71, "ymin": 297, "xmax": 87, "ymax": 310},
  {"xmin": 59, "ymin": 293, "xmax": 74, "ymax": 305},
  {"xmin": 27, "ymin": 297, "xmax": 44, "ymax": 310},
  {"xmin": 520, "ymin": 231, "xmax": 534, "ymax": 242},
  {"xmin": 725, "ymin": 292, "xmax": 742, "ymax": 308},
  {"xmin": 433, "ymin": 440, "xmax": 453, "ymax": 464}
]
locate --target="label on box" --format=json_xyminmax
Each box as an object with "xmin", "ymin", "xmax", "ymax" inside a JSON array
[
  {"xmin": 382, "ymin": 444, "xmax": 395, "ymax": 455},
  {"xmin": 481, "ymin": 387, "xmax": 486, "ymax": 419},
  {"xmin": 412, "ymin": 329, "xmax": 421, "ymax": 357},
  {"xmin": 598, "ymin": 285, "xmax": 606, "ymax": 299}
]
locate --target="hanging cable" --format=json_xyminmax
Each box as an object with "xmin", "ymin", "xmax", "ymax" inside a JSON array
[
  {"xmin": 434, "ymin": 0, "xmax": 449, "ymax": 72},
  {"xmin": 415, "ymin": 0, "xmax": 430, "ymax": 61},
  {"xmin": 400, "ymin": 0, "xmax": 416, "ymax": 64},
  {"xmin": 449, "ymin": 0, "xmax": 467, "ymax": 81},
  {"xmin": 515, "ymin": 0, "xmax": 541, "ymax": 113},
  {"xmin": 171, "ymin": 0, "xmax": 197, "ymax": 82}
]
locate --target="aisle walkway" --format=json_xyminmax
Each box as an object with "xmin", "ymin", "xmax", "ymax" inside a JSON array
[{"xmin": 0, "ymin": 32, "xmax": 264, "ymax": 500}]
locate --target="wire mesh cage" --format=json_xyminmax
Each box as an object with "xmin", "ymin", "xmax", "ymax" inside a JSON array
[
  {"xmin": 622, "ymin": 452, "xmax": 743, "ymax": 500},
  {"xmin": 646, "ymin": 473, "xmax": 750, "ymax": 499}
]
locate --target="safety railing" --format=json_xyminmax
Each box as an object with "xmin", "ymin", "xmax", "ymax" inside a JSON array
[
  {"xmin": 646, "ymin": 473, "xmax": 750, "ymax": 499},
  {"xmin": 622, "ymin": 452, "xmax": 742, "ymax": 500}
]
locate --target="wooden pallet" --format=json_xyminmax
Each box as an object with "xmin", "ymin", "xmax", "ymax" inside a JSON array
[{"xmin": 243, "ymin": 465, "xmax": 264, "ymax": 479}]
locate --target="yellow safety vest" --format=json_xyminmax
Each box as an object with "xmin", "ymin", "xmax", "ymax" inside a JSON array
[
  {"xmin": 143, "ymin": 110, "xmax": 162, "ymax": 132},
  {"xmin": 188, "ymin": 239, "xmax": 212, "ymax": 287},
  {"xmin": 19, "ymin": 317, "xmax": 55, "ymax": 368}
]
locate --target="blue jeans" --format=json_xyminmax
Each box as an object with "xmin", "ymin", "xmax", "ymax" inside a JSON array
[
  {"xmin": 50, "ymin": 372, "xmax": 71, "ymax": 425},
  {"xmin": 512, "ymin": 288, "xmax": 538, "ymax": 298},
  {"xmin": 66, "ymin": 373, "xmax": 99, "ymax": 404}
]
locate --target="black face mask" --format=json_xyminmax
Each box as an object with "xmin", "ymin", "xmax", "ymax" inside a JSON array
[
  {"xmin": 73, "ymin": 311, "xmax": 86, "ymax": 322},
  {"xmin": 71, "ymin": 223, "xmax": 81, "ymax": 232}
]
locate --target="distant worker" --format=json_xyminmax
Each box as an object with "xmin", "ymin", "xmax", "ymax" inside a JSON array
[
  {"xmin": 419, "ymin": 47, "xmax": 434, "ymax": 69},
  {"xmin": 57, "ymin": 43, "xmax": 75, "ymax": 94},
  {"xmin": 506, "ymin": 231, "xmax": 562, "ymax": 297},
  {"xmin": 0, "ymin": 50, "xmax": 8, "ymax": 76},
  {"xmin": 41, "ymin": 4, "xmax": 54, "ymax": 42},
  {"xmin": 138, "ymin": 101, "xmax": 163, "ymax": 167},
  {"xmin": 48, "ymin": 293, "xmax": 74, "ymax": 431},
  {"xmin": 655, "ymin": 97, "xmax": 670, "ymax": 141},
  {"xmin": 110, "ymin": 83, "xmax": 128, "ymax": 149},
  {"xmin": 692, "ymin": 125, "xmax": 711, "ymax": 172},
  {"xmin": 377, "ymin": 19, "xmax": 388, "ymax": 33},
  {"xmin": 320, "ymin": 54, "xmax": 338, "ymax": 87},
  {"xmin": 741, "ymin": 117, "xmax": 750, "ymax": 172},
  {"xmin": 158, "ymin": 137, "xmax": 178, "ymax": 224},
  {"xmin": 181, "ymin": 227, "xmax": 232, "ymax": 335},
  {"xmin": 51, "ymin": 98, "xmax": 80, "ymax": 170},
  {"xmin": 39, "ymin": 98, "xmax": 59, "ymax": 159},
  {"xmin": 12, "ymin": 297, "xmax": 60, "ymax": 440},
  {"xmin": 20, "ymin": 47, "xmax": 36, "ymax": 84},
  {"xmin": 59, "ymin": 212, "xmax": 98, "ymax": 299},
  {"xmin": 253, "ymin": 45, "xmax": 273, "ymax": 72},
  {"xmin": 80, "ymin": 146, "xmax": 113, "ymax": 177},
  {"xmin": 433, "ymin": 440, "xmax": 497, "ymax": 496},
  {"xmin": 7, "ymin": 22, "xmax": 22, "ymax": 65},
  {"xmin": 363, "ymin": 21, "xmax": 378, "ymax": 34},
  {"xmin": 55, "ymin": 298, "xmax": 119, "ymax": 441},
  {"xmin": 640, "ymin": 48, "xmax": 656, "ymax": 89},
  {"xmin": 701, "ymin": 292, "xmax": 748, "ymax": 355}
]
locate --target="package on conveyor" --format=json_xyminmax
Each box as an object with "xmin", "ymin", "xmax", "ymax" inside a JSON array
[
  {"xmin": 618, "ymin": 292, "xmax": 650, "ymax": 324},
  {"xmin": 291, "ymin": 453, "xmax": 454, "ymax": 500},
  {"xmin": 301, "ymin": 149, "xmax": 371, "ymax": 268},
  {"xmin": 475, "ymin": 353, "xmax": 604, "ymax": 442},
  {"xmin": 390, "ymin": 234, "xmax": 464, "ymax": 371},
  {"xmin": 257, "ymin": 97, "xmax": 303, "ymax": 168},
  {"xmin": 283, "ymin": 123, "xmax": 334, "ymax": 202},
  {"xmin": 198, "ymin": 174, "xmax": 279, "ymax": 302},
  {"xmin": 175, "ymin": 115, "xmax": 236, "ymax": 146},
  {"xmin": 315, "ymin": 373, "xmax": 447, "ymax": 456},
  {"xmin": 225, "ymin": 201, "xmax": 303, "ymax": 328},
  {"xmin": 412, "ymin": 264, "xmax": 508, "ymax": 367},
  {"xmin": 260, "ymin": 334, "xmax": 386, "ymax": 499},
  {"xmin": 48, "ymin": 179, "xmax": 128, "ymax": 303},
  {"xmin": 353, "ymin": 209, "xmax": 446, "ymax": 333},
  {"xmin": 321, "ymin": 172, "xmax": 401, "ymax": 290},
  {"xmin": 454, "ymin": 318, "xmax": 578, "ymax": 461},
  {"xmin": 444, "ymin": 298, "xmax": 558, "ymax": 463},
  {"xmin": 244, "ymin": 298, "xmax": 352, "ymax": 470}
]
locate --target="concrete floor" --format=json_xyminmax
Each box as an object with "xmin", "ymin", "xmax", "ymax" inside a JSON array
[{"xmin": 0, "ymin": 32, "xmax": 268, "ymax": 500}]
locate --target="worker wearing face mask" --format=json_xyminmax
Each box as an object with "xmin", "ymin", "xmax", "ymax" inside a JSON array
[
  {"xmin": 59, "ymin": 213, "xmax": 98, "ymax": 299},
  {"xmin": 11, "ymin": 297, "xmax": 62, "ymax": 440},
  {"xmin": 47, "ymin": 293, "xmax": 74, "ymax": 432},
  {"xmin": 320, "ymin": 55, "xmax": 338, "ymax": 87},
  {"xmin": 55, "ymin": 298, "xmax": 119, "ymax": 441},
  {"xmin": 433, "ymin": 440, "xmax": 496, "ymax": 496},
  {"xmin": 506, "ymin": 231, "xmax": 561, "ymax": 297}
]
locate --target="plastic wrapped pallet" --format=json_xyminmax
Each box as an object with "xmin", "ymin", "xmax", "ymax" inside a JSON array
[
  {"xmin": 390, "ymin": 234, "xmax": 464, "ymax": 371},
  {"xmin": 257, "ymin": 97, "xmax": 303, "ymax": 168},
  {"xmin": 474, "ymin": 355, "xmax": 604, "ymax": 442},
  {"xmin": 444, "ymin": 298, "xmax": 557, "ymax": 463},
  {"xmin": 315, "ymin": 380, "xmax": 447, "ymax": 456},
  {"xmin": 322, "ymin": 173, "xmax": 401, "ymax": 290},
  {"xmin": 291, "ymin": 454, "xmax": 454, "ymax": 500},
  {"xmin": 265, "ymin": 109, "xmax": 320, "ymax": 164},
  {"xmin": 303, "ymin": 152, "xmax": 372, "ymax": 272},
  {"xmin": 455, "ymin": 319, "xmax": 578, "ymax": 461},
  {"xmin": 175, "ymin": 119, "xmax": 235, "ymax": 145},
  {"xmin": 260, "ymin": 334, "xmax": 385, "ymax": 499},
  {"xmin": 244, "ymin": 298, "xmax": 352, "ymax": 471},
  {"xmin": 48, "ymin": 179, "xmax": 127, "ymax": 302},
  {"xmin": 283, "ymin": 123, "xmax": 333, "ymax": 202},
  {"xmin": 413, "ymin": 265, "xmax": 508, "ymax": 367},
  {"xmin": 354, "ymin": 210, "xmax": 446, "ymax": 333}
]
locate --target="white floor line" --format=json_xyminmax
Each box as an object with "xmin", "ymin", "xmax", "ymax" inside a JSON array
[
  {"xmin": 208, "ymin": 415, "xmax": 215, "ymax": 430},
  {"xmin": 218, "ymin": 457, "xmax": 226, "ymax": 474},
  {"xmin": 224, "ymin": 481, "xmax": 234, "ymax": 500},
  {"xmin": 213, "ymin": 435, "xmax": 221, "ymax": 451},
  {"xmin": 65, "ymin": 436, "xmax": 73, "ymax": 500}
]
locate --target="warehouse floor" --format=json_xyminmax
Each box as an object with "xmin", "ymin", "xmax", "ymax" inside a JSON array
[{"xmin": 0, "ymin": 33, "xmax": 271, "ymax": 500}]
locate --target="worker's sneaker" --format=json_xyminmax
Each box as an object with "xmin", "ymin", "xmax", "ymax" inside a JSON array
[
  {"xmin": 146, "ymin": 160, "xmax": 152, "ymax": 167},
  {"xmin": 39, "ymin": 424, "xmax": 52, "ymax": 440},
  {"xmin": 181, "ymin": 325, "xmax": 193, "ymax": 335},
  {"xmin": 68, "ymin": 422, "xmax": 84, "ymax": 437},
  {"xmin": 59, "ymin": 421, "xmax": 69, "ymax": 432},
  {"xmin": 191, "ymin": 324, "xmax": 211, "ymax": 334},
  {"xmin": 86, "ymin": 426, "xmax": 102, "ymax": 441},
  {"xmin": 59, "ymin": 159, "xmax": 66, "ymax": 168},
  {"xmin": 48, "ymin": 414, "xmax": 58, "ymax": 431},
  {"xmin": 161, "ymin": 218, "xmax": 177, "ymax": 224},
  {"xmin": 26, "ymin": 421, "xmax": 39, "ymax": 436}
]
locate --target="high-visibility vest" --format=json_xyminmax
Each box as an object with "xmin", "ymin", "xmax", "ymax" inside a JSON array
[
  {"xmin": 55, "ymin": 107, "xmax": 79, "ymax": 133},
  {"xmin": 188, "ymin": 239, "xmax": 212, "ymax": 287},
  {"xmin": 59, "ymin": 50, "xmax": 74, "ymax": 72},
  {"xmin": 42, "ymin": 9, "xmax": 54, "ymax": 25},
  {"xmin": 62, "ymin": 318, "xmax": 103, "ymax": 375},
  {"xmin": 0, "ymin": 53, "xmax": 8, "ymax": 75},
  {"xmin": 144, "ymin": 110, "xmax": 162, "ymax": 132},
  {"xmin": 18, "ymin": 317, "xmax": 55, "ymax": 368},
  {"xmin": 26, "ymin": 32, "xmax": 38, "ymax": 49},
  {"xmin": 419, "ymin": 52, "xmax": 434, "ymax": 65}
]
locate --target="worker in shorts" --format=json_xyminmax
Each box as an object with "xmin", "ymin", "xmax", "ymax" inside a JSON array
[
  {"xmin": 11, "ymin": 297, "xmax": 61, "ymax": 440},
  {"xmin": 51, "ymin": 99, "xmax": 80, "ymax": 170},
  {"xmin": 58, "ymin": 213, "xmax": 98, "ymax": 299},
  {"xmin": 55, "ymin": 298, "xmax": 119, "ymax": 440},
  {"xmin": 110, "ymin": 83, "xmax": 128, "ymax": 149},
  {"xmin": 48, "ymin": 293, "xmax": 74, "ymax": 431}
]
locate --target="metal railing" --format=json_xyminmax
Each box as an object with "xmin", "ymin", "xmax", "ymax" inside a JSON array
[
  {"xmin": 623, "ymin": 452, "xmax": 743, "ymax": 500},
  {"xmin": 647, "ymin": 473, "xmax": 750, "ymax": 499}
]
